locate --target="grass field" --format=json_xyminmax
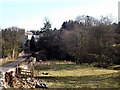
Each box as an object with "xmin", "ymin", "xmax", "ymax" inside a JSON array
[{"xmin": 34, "ymin": 61, "xmax": 120, "ymax": 88}]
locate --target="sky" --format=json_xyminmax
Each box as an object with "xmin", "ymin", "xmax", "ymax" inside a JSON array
[{"xmin": 0, "ymin": 0, "xmax": 119, "ymax": 30}]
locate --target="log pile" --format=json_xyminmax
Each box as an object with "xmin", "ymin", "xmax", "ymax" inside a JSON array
[
  {"xmin": 12, "ymin": 77, "xmax": 44, "ymax": 88},
  {"xmin": 4, "ymin": 71, "xmax": 46, "ymax": 88}
]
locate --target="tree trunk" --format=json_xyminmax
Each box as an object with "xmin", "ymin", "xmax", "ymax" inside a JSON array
[{"xmin": 12, "ymin": 48, "xmax": 15, "ymax": 59}]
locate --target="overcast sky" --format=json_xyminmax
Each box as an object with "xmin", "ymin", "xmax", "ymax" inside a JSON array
[{"xmin": 0, "ymin": 0, "xmax": 119, "ymax": 30}]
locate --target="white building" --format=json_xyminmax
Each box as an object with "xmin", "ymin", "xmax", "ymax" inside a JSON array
[
  {"xmin": 25, "ymin": 31, "xmax": 33, "ymax": 40},
  {"xmin": 25, "ymin": 31, "xmax": 39, "ymax": 41}
]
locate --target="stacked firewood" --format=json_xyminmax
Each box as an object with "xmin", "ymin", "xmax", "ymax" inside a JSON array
[{"xmin": 13, "ymin": 77, "xmax": 44, "ymax": 88}]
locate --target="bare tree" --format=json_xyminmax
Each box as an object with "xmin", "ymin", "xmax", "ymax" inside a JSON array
[{"xmin": 61, "ymin": 23, "xmax": 90, "ymax": 64}]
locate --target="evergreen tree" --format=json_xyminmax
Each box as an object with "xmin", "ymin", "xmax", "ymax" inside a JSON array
[{"xmin": 30, "ymin": 36, "xmax": 36, "ymax": 52}]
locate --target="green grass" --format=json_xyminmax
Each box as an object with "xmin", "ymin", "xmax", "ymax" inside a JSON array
[{"xmin": 34, "ymin": 61, "xmax": 120, "ymax": 88}]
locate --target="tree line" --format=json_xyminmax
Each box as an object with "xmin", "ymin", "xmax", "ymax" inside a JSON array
[
  {"xmin": 1, "ymin": 15, "xmax": 120, "ymax": 67},
  {"xmin": 32, "ymin": 15, "xmax": 119, "ymax": 67}
]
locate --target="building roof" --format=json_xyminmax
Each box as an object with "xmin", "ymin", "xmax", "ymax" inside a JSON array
[{"xmin": 25, "ymin": 31, "xmax": 33, "ymax": 35}]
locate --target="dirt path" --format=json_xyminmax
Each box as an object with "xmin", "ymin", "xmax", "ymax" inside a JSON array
[{"xmin": 0, "ymin": 55, "xmax": 29, "ymax": 73}]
